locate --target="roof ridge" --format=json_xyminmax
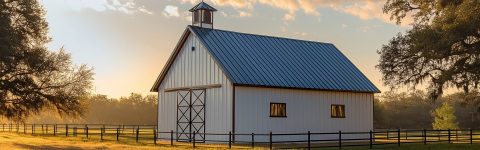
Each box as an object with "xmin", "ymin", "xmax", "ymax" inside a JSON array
[{"xmin": 188, "ymin": 25, "xmax": 333, "ymax": 46}]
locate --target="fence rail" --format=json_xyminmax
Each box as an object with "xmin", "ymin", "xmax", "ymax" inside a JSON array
[{"xmin": 1, "ymin": 124, "xmax": 479, "ymax": 149}]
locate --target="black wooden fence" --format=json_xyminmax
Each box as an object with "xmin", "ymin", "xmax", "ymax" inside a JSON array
[{"xmin": 1, "ymin": 124, "xmax": 479, "ymax": 149}]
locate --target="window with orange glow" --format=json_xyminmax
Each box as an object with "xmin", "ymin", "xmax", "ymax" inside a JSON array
[
  {"xmin": 331, "ymin": 104, "xmax": 345, "ymax": 118},
  {"xmin": 270, "ymin": 103, "xmax": 286, "ymax": 117}
]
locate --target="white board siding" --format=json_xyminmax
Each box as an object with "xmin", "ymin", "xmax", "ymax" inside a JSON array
[
  {"xmin": 234, "ymin": 86, "xmax": 373, "ymax": 142},
  {"xmin": 157, "ymin": 34, "xmax": 233, "ymax": 141}
]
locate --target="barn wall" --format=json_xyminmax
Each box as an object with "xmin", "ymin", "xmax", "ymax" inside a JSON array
[
  {"xmin": 157, "ymin": 33, "xmax": 233, "ymax": 141},
  {"xmin": 234, "ymin": 86, "xmax": 374, "ymax": 142}
]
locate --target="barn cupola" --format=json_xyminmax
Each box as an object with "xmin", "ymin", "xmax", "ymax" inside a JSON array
[{"xmin": 189, "ymin": 1, "xmax": 217, "ymax": 29}]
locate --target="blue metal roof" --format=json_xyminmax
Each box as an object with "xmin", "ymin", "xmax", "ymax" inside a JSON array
[
  {"xmin": 189, "ymin": 26, "xmax": 380, "ymax": 93},
  {"xmin": 189, "ymin": 2, "xmax": 217, "ymax": 12}
]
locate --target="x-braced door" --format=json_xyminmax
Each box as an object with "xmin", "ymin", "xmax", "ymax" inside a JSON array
[{"xmin": 176, "ymin": 89, "xmax": 206, "ymax": 142}]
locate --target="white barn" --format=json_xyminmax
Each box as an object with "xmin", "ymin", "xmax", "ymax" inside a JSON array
[{"xmin": 151, "ymin": 2, "xmax": 380, "ymax": 143}]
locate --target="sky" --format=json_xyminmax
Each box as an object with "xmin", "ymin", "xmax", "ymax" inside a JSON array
[{"xmin": 40, "ymin": 0, "xmax": 409, "ymax": 98}]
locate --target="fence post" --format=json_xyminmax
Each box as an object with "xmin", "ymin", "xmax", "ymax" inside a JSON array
[
  {"xmin": 42, "ymin": 124, "xmax": 44, "ymax": 135},
  {"xmin": 229, "ymin": 131, "xmax": 232, "ymax": 149},
  {"xmin": 448, "ymin": 129, "xmax": 451, "ymax": 144},
  {"xmin": 171, "ymin": 130, "xmax": 174, "ymax": 146},
  {"xmin": 136, "ymin": 127, "xmax": 139, "ymax": 143},
  {"xmin": 32, "ymin": 124, "xmax": 35, "ymax": 135},
  {"xmin": 397, "ymin": 129, "xmax": 400, "ymax": 147},
  {"xmin": 387, "ymin": 130, "xmax": 389, "ymax": 140},
  {"xmin": 54, "ymin": 124, "xmax": 56, "ymax": 136},
  {"xmin": 86, "ymin": 126, "xmax": 89, "ymax": 138},
  {"xmin": 251, "ymin": 133, "xmax": 255, "ymax": 148},
  {"xmin": 470, "ymin": 128, "xmax": 473, "ymax": 144},
  {"xmin": 269, "ymin": 132, "xmax": 273, "ymax": 150},
  {"xmin": 65, "ymin": 124, "xmax": 68, "ymax": 137},
  {"xmin": 423, "ymin": 129, "xmax": 427, "ymax": 145},
  {"xmin": 193, "ymin": 131, "xmax": 196, "ymax": 148},
  {"xmin": 308, "ymin": 131, "xmax": 311, "ymax": 150},
  {"xmin": 24, "ymin": 124, "xmax": 26, "ymax": 134},
  {"xmin": 456, "ymin": 129, "xmax": 458, "ymax": 141},
  {"xmin": 117, "ymin": 128, "xmax": 119, "ymax": 141},
  {"xmin": 405, "ymin": 130, "xmax": 408, "ymax": 140},
  {"xmin": 101, "ymin": 127, "xmax": 104, "ymax": 141},
  {"xmin": 153, "ymin": 128, "xmax": 157, "ymax": 145},
  {"xmin": 339, "ymin": 130, "xmax": 342, "ymax": 149},
  {"xmin": 369, "ymin": 130, "xmax": 373, "ymax": 149}
]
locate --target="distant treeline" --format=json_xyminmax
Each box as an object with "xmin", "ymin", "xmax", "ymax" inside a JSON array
[
  {"xmin": 374, "ymin": 91, "xmax": 480, "ymax": 129},
  {"xmin": 2, "ymin": 91, "xmax": 480, "ymax": 129},
  {"xmin": 1, "ymin": 93, "xmax": 157, "ymax": 125}
]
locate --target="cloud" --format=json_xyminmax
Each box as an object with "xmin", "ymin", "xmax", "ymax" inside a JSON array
[
  {"xmin": 163, "ymin": 5, "xmax": 180, "ymax": 17},
  {"xmin": 220, "ymin": 11, "xmax": 229, "ymax": 17},
  {"xmin": 238, "ymin": 11, "xmax": 252, "ymax": 17},
  {"xmin": 283, "ymin": 13, "xmax": 295, "ymax": 21},
  {"xmin": 55, "ymin": 0, "xmax": 154, "ymax": 15},
  {"xmin": 180, "ymin": 0, "xmax": 198, "ymax": 4},
  {"xmin": 139, "ymin": 6, "xmax": 153, "ymax": 15},
  {"xmin": 211, "ymin": 0, "xmax": 255, "ymax": 9},
  {"xmin": 181, "ymin": 0, "xmax": 412, "ymax": 26}
]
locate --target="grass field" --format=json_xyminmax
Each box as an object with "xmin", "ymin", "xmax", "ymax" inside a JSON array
[
  {"xmin": 0, "ymin": 132, "xmax": 254, "ymax": 149},
  {"xmin": 3, "ymin": 132, "xmax": 480, "ymax": 149}
]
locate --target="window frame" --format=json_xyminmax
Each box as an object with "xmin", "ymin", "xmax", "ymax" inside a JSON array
[
  {"xmin": 203, "ymin": 10, "xmax": 212, "ymax": 24},
  {"xmin": 270, "ymin": 102, "xmax": 287, "ymax": 117},
  {"xmin": 193, "ymin": 10, "xmax": 201, "ymax": 24},
  {"xmin": 331, "ymin": 104, "xmax": 346, "ymax": 118}
]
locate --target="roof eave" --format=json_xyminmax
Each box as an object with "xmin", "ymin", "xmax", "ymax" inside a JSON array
[{"xmin": 233, "ymin": 83, "xmax": 381, "ymax": 93}]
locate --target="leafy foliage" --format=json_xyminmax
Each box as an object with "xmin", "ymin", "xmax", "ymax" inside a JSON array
[
  {"xmin": 374, "ymin": 91, "xmax": 433, "ymax": 129},
  {"xmin": 375, "ymin": 91, "xmax": 480, "ymax": 129},
  {"xmin": 12, "ymin": 93, "xmax": 158, "ymax": 125},
  {"xmin": 83, "ymin": 93, "xmax": 157, "ymax": 124},
  {"xmin": 432, "ymin": 102, "xmax": 459, "ymax": 129},
  {"xmin": 0, "ymin": 0, "xmax": 93, "ymax": 120},
  {"xmin": 379, "ymin": 0, "xmax": 480, "ymax": 100}
]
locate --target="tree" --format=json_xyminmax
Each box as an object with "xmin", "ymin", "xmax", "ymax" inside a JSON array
[
  {"xmin": 432, "ymin": 102, "xmax": 459, "ymax": 130},
  {"xmin": 444, "ymin": 91, "xmax": 480, "ymax": 128},
  {"xmin": 378, "ymin": 0, "xmax": 480, "ymax": 100},
  {"xmin": 374, "ymin": 91, "xmax": 433, "ymax": 129},
  {"xmin": 0, "ymin": 0, "xmax": 93, "ymax": 121}
]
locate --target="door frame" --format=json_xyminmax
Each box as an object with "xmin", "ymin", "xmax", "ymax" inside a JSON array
[{"xmin": 176, "ymin": 89, "xmax": 206, "ymax": 142}]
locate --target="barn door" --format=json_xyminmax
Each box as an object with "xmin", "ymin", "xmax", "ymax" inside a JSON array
[{"xmin": 176, "ymin": 89, "xmax": 206, "ymax": 142}]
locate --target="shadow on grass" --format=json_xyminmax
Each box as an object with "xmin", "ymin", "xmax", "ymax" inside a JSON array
[{"xmin": 13, "ymin": 143, "xmax": 108, "ymax": 150}]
